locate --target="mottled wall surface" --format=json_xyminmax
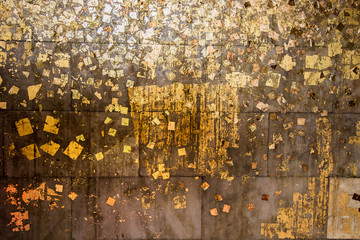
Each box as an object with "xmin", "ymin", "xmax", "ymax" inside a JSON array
[{"xmin": 0, "ymin": 0, "xmax": 359, "ymax": 239}]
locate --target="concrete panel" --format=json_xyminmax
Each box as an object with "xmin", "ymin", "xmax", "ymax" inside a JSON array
[
  {"xmin": 72, "ymin": 177, "xmax": 201, "ymax": 239},
  {"xmin": 70, "ymin": 43, "xmax": 135, "ymax": 112},
  {"xmin": 0, "ymin": 42, "xmax": 72, "ymax": 111},
  {"xmin": 3, "ymin": 111, "xmax": 40, "ymax": 177},
  {"xmin": 268, "ymin": 113, "xmax": 317, "ymax": 177},
  {"xmin": 327, "ymin": 178, "xmax": 360, "ymax": 239},
  {"xmin": 89, "ymin": 112, "xmax": 139, "ymax": 177},
  {"xmin": 202, "ymin": 177, "xmax": 311, "ymax": 239},
  {"xmin": 0, "ymin": 177, "xmax": 71, "ymax": 240},
  {"xmin": 330, "ymin": 114, "xmax": 360, "ymax": 177}
]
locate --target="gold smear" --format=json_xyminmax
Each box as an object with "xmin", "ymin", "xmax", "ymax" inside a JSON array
[
  {"xmin": 173, "ymin": 195, "xmax": 186, "ymax": 209},
  {"xmin": 349, "ymin": 121, "xmax": 360, "ymax": 146},
  {"xmin": 54, "ymin": 53, "xmax": 70, "ymax": 68},
  {"xmin": 141, "ymin": 191, "xmax": 155, "ymax": 209},
  {"xmin": 0, "ymin": 51, "xmax": 7, "ymax": 66},
  {"xmin": 22, "ymin": 183, "xmax": 46, "ymax": 203},
  {"xmin": 128, "ymin": 83, "xmax": 240, "ymax": 177},
  {"xmin": 8, "ymin": 211, "xmax": 30, "ymax": 232},
  {"xmin": 47, "ymin": 187, "xmax": 61, "ymax": 197}
]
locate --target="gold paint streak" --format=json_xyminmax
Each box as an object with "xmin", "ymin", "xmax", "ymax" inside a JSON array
[
  {"xmin": 128, "ymin": 83, "xmax": 241, "ymax": 176},
  {"xmin": 315, "ymin": 118, "xmax": 333, "ymax": 234},
  {"xmin": 327, "ymin": 178, "xmax": 360, "ymax": 238},
  {"xmin": 261, "ymin": 118, "xmax": 333, "ymax": 239},
  {"xmin": 198, "ymin": 112, "xmax": 216, "ymax": 175}
]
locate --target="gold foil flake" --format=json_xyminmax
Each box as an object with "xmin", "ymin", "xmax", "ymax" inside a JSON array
[
  {"xmin": 68, "ymin": 192, "xmax": 78, "ymax": 200},
  {"xmin": 147, "ymin": 142, "xmax": 155, "ymax": 149},
  {"xmin": 43, "ymin": 115, "xmax": 60, "ymax": 134},
  {"xmin": 123, "ymin": 145, "xmax": 131, "ymax": 153},
  {"xmin": 168, "ymin": 121, "xmax": 175, "ymax": 131},
  {"xmin": 76, "ymin": 134, "xmax": 85, "ymax": 142},
  {"xmin": 279, "ymin": 54, "xmax": 296, "ymax": 71},
  {"xmin": 210, "ymin": 208, "xmax": 218, "ymax": 216},
  {"xmin": 178, "ymin": 148, "xmax": 186, "ymax": 156},
  {"xmin": 104, "ymin": 117, "xmax": 113, "ymax": 124},
  {"xmin": 297, "ymin": 118, "xmax": 306, "ymax": 126},
  {"xmin": 152, "ymin": 171, "xmax": 160, "ymax": 179},
  {"xmin": 0, "ymin": 102, "xmax": 6, "ymax": 109},
  {"xmin": 54, "ymin": 53, "xmax": 70, "ymax": 68},
  {"xmin": 162, "ymin": 172, "xmax": 170, "ymax": 179},
  {"xmin": 328, "ymin": 42, "xmax": 342, "ymax": 57},
  {"xmin": 106, "ymin": 197, "xmax": 116, "ymax": 206},
  {"xmin": 121, "ymin": 118, "xmax": 129, "ymax": 126},
  {"xmin": 55, "ymin": 184, "xmax": 63, "ymax": 193},
  {"xmin": 223, "ymin": 204, "xmax": 231, "ymax": 213},
  {"xmin": 21, "ymin": 144, "xmax": 41, "ymax": 160},
  {"xmin": 27, "ymin": 84, "xmax": 42, "ymax": 100},
  {"xmin": 63, "ymin": 141, "xmax": 83, "ymax": 160},
  {"xmin": 95, "ymin": 152, "xmax": 104, "ymax": 161},
  {"xmin": 305, "ymin": 55, "xmax": 332, "ymax": 70},
  {"xmin": 121, "ymin": 106, "xmax": 128, "ymax": 115},
  {"xmin": 8, "ymin": 85, "xmax": 20, "ymax": 95},
  {"xmin": 201, "ymin": 182, "xmax": 210, "ymax": 190},
  {"xmin": 108, "ymin": 128, "xmax": 117, "ymax": 136},
  {"xmin": 214, "ymin": 194, "xmax": 223, "ymax": 202},
  {"xmin": 40, "ymin": 141, "xmax": 60, "ymax": 156},
  {"xmin": 15, "ymin": 118, "xmax": 34, "ymax": 136}
]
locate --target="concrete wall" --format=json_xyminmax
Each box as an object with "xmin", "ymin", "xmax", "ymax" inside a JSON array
[{"xmin": 0, "ymin": 0, "xmax": 360, "ymax": 239}]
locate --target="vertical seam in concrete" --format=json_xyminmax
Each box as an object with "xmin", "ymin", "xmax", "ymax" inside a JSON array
[
  {"xmin": 69, "ymin": 42, "xmax": 74, "ymax": 111},
  {"xmin": 324, "ymin": 175, "xmax": 331, "ymax": 238},
  {"xmin": 200, "ymin": 176, "xmax": 204, "ymax": 240},
  {"xmin": 2, "ymin": 112, "xmax": 5, "ymax": 177},
  {"xmin": 137, "ymin": 110, "xmax": 141, "ymax": 177},
  {"xmin": 70, "ymin": 176, "xmax": 73, "ymax": 240},
  {"xmin": 266, "ymin": 112, "xmax": 270, "ymax": 177},
  {"xmin": 34, "ymin": 114, "xmax": 38, "ymax": 177}
]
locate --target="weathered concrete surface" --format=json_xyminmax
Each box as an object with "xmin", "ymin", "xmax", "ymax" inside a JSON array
[
  {"xmin": 0, "ymin": 0, "xmax": 359, "ymax": 239},
  {"xmin": 328, "ymin": 178, "xmax": 360, "ymax": 239},
  {"xmin": 202, "ymin": 177, "xmax": 313, "ymax": 240},
  {"xmin": 72, "ymin": 177, "xmax": 201, "ymax": 240},
  {"xmin": 268, "ymin": 113, "xmax": 317, "ymax": 177},
  {"xmin": 0, "ymin": 178, "xmax": 72, "ymax": 239},
  {"xmin": 330, "ymin": 114, "xmax": 360, "ymax": 177}
]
